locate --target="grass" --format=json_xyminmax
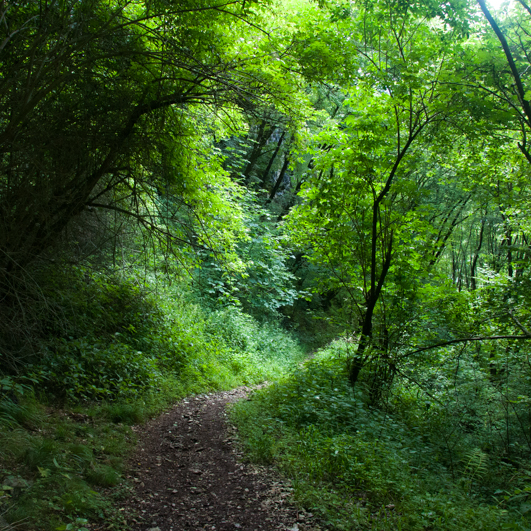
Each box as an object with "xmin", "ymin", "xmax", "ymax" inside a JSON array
[
  {"xmin": 0, "ymin": 278, "xmax": 305, "ymax": 530},
  {"xmin": 230, "ymin": 340, "xmax": 531, "ymax": 531},
  {"xmin": 0, "ymin": 380, "xmax": 196, "ymax": 531},
  {"xmin": 0, "ymin": 398, "xmax": 129, "ymax": 531}
]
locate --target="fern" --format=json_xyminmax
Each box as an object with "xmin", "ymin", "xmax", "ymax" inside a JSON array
[{"xmin": 462, "ymin": 448, "xmax": 489, "ymax": 494}]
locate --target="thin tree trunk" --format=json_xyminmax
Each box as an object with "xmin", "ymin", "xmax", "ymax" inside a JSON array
[
  {"xmin": 349, "ymin": 232, "xmax": 394, "ymax": 387},
  {"xmin": 470, "ymin": 215, "xmax": 486, "ymax": 290},
  {"xmin": 243, "ymin": 120, "xmax": 271, "ymax": 183},
  {"xmin": 259, "ymin": 131, "xmax": 285, "ymax": 188},
  {"xmin": 477, "ymin": 0, "xmax": 531, "ymax": 163},
  {"xmin": 267, "ymin": 152, "xmax": 290, "ymax": 203}
]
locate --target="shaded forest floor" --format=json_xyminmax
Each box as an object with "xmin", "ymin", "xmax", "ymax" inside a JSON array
[{"xmin": 114, "ymin": 387, "xmax": 321, "ymax": 531}]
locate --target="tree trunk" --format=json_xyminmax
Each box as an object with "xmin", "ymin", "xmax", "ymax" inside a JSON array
[
  {"xmin": 267, "ymin": 152, "xmax": 290, "ymax": 203},
  {"xmin": 259, "ymin": 131, "xmax": 285, "ymax": 188},
  {"xmin": 242, "ymin": 120, "xmax": 271, "ymax": 184},
  {"xmin": 470, "ymin": 215, "xmax": 486, "ymax": 290}
]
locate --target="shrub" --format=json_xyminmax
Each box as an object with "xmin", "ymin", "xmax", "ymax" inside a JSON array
[
  {"xmin": 231, "ymin": 341, "xmax": 528, "ymax": 531},
  {"xmin": 33, "ymin": 339, "xmax": 161, "ymax": 402}
]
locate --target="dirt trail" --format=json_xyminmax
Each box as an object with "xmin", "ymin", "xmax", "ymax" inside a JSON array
[{"xmin": 117, "ymin": 386, "xmax": 320, "ymax": 531}]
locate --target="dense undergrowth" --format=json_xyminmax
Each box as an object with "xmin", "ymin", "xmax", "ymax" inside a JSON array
[
  {"xmin": 3, "ymin": 262, "xmax": 531, "ymax": 531},
  {"xmin": 231, "ymin": 340, "xmax": 531, "ymax": 531},
  {"xmin": 0, "ymin": 265, "xmax": 305, "ymax": 531}
]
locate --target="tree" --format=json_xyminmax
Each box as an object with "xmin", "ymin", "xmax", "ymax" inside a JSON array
[
  {"xmin": 0, "ymin": 0, "xmax": 312, "ymax": 368},
  {"xmin": 286, "ymin": 0, "xmax": 480, "ymax": 398},
  {"xmin": 0, "ymin": 0, "xmax": 289, "ymax": 283},
  {"xmin": 475, "ymin": 0, "xmax": 531, "ymax": 163}
]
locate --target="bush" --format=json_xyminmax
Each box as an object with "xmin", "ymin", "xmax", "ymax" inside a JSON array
[
  {"xmin": 33, "ymin": 339, "xmax": 161, "ymax": 402},
  {"xmin": 231, "ymin": 341, "xmax": 529, "ymax": 531},
  {"xmin": 8, "ymin": 261, "xmax": 305, "ymax": 403}
]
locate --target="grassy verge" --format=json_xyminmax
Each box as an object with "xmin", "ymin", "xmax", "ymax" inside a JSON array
[
  {"xmin": 1, "ymin": 397, "xmax": 137, "ymax": 531},
  {"xmin": 231, "ymin": 340, "xmax": 530, "ymax": 531},
  {"xmin": 0, "ymin": 270, "xmax": 305, "ymax": 531}
]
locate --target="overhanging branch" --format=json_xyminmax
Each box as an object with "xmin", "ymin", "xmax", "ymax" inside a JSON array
[{"xmin": 404, "ymin": 334, "xmax": 531, "ymax": 357}]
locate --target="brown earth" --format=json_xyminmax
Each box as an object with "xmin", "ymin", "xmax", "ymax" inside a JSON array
[{"xmin": 116, "ymin": 386, "xmax": 323, "ymax": 531}]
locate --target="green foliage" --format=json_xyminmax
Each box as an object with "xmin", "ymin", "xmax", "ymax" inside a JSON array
[
  {"xmin": 84, "ymin": 465, "xmax": 120, "ymax": 488},
  {"xmin": 100, "ymin": 403, "xmax": 146, "ymax": 425},
  {"xmin": 0, "ymin": 399, "xmax": 36, "ymax": 431},
  {"xmin": 0, "ymin": 246, "xmax": 307, "ymax": 529},
  {"xmin": 195, "ymin": 194, "xmax": 301, "ymax": 318},
  {"xmin": 0, "ymin": 0, "xmax": 294, "ymax": 279},
  {"xmin": 4, "ymin": 2, "xmax": 531, "ymax": 531},
  {"xmin": 35, "ymin": 340, "xmax": 161, "ymax": 402},
  {"xmin": 0, "ymin": 400, "xmax": 128, "ymax": 531},
  {"xmin": 9, "ymin": 260, "xmax": 304, "ymax": 408},
  {"xmin": 206, "ymin": 306, "xmax": 303, "ymax": 367},
  {"xmin": 0, "ymin": 242, "xmax": 306, "ymax": 530},
  {"xmin": 14, "ymin": 267, "xmax": 164, "ymax": 402},
  {"xmin": 0, "ymin": 377, "xmax": 38, "ymax": 428},
  {"xmin": 232, "ymin": 341, "xmax": 530, "ymax": 530},
  {"xmin": 282, "ymin": 0, "xmax": 486, "ymax": 391},
  {"xmin": 56, "ymin": 518, "xmax": 90, "ymax": 531}
]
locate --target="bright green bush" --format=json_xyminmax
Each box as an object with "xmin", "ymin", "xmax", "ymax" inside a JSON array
[
  {"xmin": 194, "ymin": 199, "xmax": 300, "ymax": 319},
  {"xmin": 11, "ymin": 259, "xmax": 305, "ymax": 404},
  {"xmin": 33, "ymin": 339, "xmax": 161, "ymax": 401},
  {"xmin": 206, "ymin": 306, "xmax": 302, "ymax": 362}
]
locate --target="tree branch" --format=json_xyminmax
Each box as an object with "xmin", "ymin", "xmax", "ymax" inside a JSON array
[
  {"xmin": 404, "ymin": 334, "xmax": 531, "ymax": 357},
  {"xmin": 477, "ymin": 0, "xmax": 531, "ymax": 128}
]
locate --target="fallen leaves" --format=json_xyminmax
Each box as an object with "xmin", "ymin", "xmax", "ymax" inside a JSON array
[{"xmin": 113, "ymin": 387, "xmax": 321, "ymax": 531}]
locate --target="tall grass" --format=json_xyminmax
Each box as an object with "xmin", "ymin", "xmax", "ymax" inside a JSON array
[{"xmin": 0, "ymin": 268, "xmax": 305, "ymax": 531}]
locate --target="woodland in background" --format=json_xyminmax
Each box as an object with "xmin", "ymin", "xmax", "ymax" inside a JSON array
[{"xmin": 1, "ymin": 0, "xmax": 531, "ymax": 529}]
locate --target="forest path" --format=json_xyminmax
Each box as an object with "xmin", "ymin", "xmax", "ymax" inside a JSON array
[{"xmin": 117, "ymin": 386, "xmax": 320, "ymax": 531}]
